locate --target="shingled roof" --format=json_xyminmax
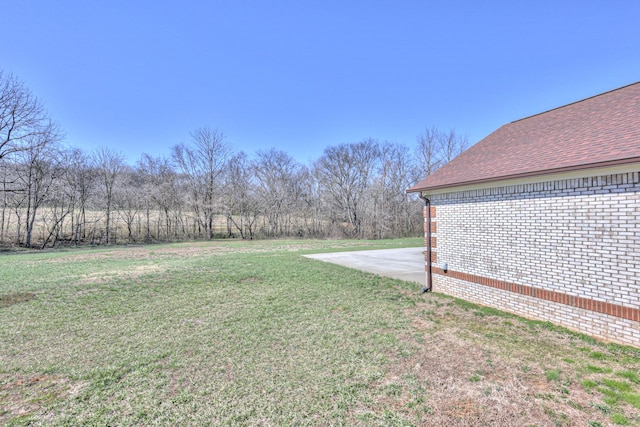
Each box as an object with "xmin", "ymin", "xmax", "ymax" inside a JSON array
[{"xmin": 408, "ymin": 82, "xmax": 640, "ymax": 193}]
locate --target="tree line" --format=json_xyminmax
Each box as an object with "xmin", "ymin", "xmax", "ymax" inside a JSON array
[{"xmin": 0, "ymin": 70, "xmax": 468, "ymax": 248}]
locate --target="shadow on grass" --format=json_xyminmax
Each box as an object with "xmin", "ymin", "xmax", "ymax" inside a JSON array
[{"xmin": 0, "ymin": 292, "xmax": 37, "ymax": 308}]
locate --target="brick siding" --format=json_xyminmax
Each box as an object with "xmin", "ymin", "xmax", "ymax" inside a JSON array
[{"xmin": 424, "ymin": 171, "xmax": 640, "ymax": 347}]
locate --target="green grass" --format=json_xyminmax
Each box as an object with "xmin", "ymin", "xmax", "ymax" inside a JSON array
[
  {"xmin": 1, "ymin": 238, "xmax": 640, "ymax": 426},
  {"xmin": 469, "ymin": 372, "xmax": 482, "ymax": 382},
  {"xmin": 0, "ymin": 239, "xmax": 422, "ymax": 425},
  {"xmin": 618, "ymin": 371, "xmax": 640, "ymax": 384},
  {"xmin": 612, "ymin": 413, "xmax": 630, "ymax": 425},
  {"xmin": 546, "ymin": 369, "xmax": 561, "ymax": 382},
  {"xmin": 587, "ymin": 365, "xmax": 614, "ymax": 374},
  {"xmin": 583, "ymin": 379, "xmax": 599, "ymax": 391},
  {"xmin": 604, "ymin": 379, "xmax": 633, "ymax": 393}
]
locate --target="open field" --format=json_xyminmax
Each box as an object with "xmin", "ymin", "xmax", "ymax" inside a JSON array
[
  {"xmin": 1, "ymin": 239, "xmax": 639, "ymax": 426},
  {"xmin": 0, "ymin": 208, "xmax": 236, "ymax": 247}
]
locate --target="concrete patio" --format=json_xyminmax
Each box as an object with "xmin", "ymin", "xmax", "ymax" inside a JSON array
[{"xmin": 304, "ymin": 247, "xmax": 425, "ymax": 285}]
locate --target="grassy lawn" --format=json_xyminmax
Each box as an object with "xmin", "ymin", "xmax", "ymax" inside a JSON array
[{"xmin": 1, "ymin": 238, "xmax": 639, "ymax": 426}]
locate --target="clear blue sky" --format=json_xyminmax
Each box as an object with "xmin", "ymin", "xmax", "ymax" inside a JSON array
[{"xmin": 4, "ymin": 1, "xmax": 639, "ymax": 165}]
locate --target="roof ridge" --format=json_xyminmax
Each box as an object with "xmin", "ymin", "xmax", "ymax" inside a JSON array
[{"xmin": 510, "ymin": 81, "xmax": 640, "ymax": 124}]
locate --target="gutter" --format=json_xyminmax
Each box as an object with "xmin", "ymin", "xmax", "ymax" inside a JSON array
[{"xmin": 418, "ymin": 193, "xmax": 432, "ymax": 293}]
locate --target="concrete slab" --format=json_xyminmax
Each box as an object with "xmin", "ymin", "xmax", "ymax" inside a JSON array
[{"xmin": 304, "ymin": 247, "xmax": 426, "ymax": 284}]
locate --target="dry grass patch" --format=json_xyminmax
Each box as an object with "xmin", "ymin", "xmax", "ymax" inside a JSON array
[
  {"xmin": 352, "ymin": 293, "xmax": 640, "ymax": 426},
  {"xmin": 0, "ymin": 292, "xmax": 36, "ymax": 308},
  {"xmin": 75, "ymin": 264, "xmax": 163, "ymax": 285},
  {"xmin": 0, "ymin": 374, "xmax": 88, "ymax": 423}
]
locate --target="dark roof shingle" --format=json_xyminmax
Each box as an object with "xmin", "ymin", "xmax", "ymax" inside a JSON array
[{"xmin": 408, "ymin": 82, "xmax": 640, "ymax": 193}]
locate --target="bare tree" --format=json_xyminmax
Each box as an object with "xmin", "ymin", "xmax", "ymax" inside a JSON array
[
  {"xmin": 315, "ymin": 140, "xmax": 379, "ymax": 238},
  {"xmin": 39, "ymin": 148, "xmax": 77, "ymax": 248},
  {"xmin": 137, "ymin": 154, "xmax": 182, "ymax": 241},
  {"xmin": 0, "ymin": 158, "xmax": 16, "ymax": 242},
  {"xmin": 254, "ymin": 148, "xmax": 303, "ymax": 237},
  {"xmin": 415, "ymin": 126, "xmax": 443, "ymax": 177},
  {"xmin": 0, "ymin": 71, "xmax": 63, "ymax": 245},
  {"xmin": 15, "ymin": 130, "xmax": 64, "ymax": 247},
  {"xmin": 373, "ymin": 141, "xmax": 421, "ymax": 238},
  {"xmin": 0, "ymin": 92, "xmax": 475, "ymax": 247},
  {"xmin": 297, "ymin": 165, "xmax": 324, "ymax": 237},
  {"xmin": 115, "ymin": 167, "xmax": 144, "ymax": 243},
  {"xmin": 0, "ymin": 159, "xmax": 25, "ymax": 243},
  {"xmin": 172, "ymin": 127, "xmax": 232, "ymax": 239},
  {"xmin": 66, "ymin": 148, "xmax": 95, "ymax": 245},
  {"xmin": 415, "ymin": 127, "xmax": 468, "ymax": 178},
  {"xmin": 0, "ymin": 71, "xmax": 55, "ymax": 162},
  {"xmin": 223, "ymin": 151, "xmax": 260, "ymax": 239},
  {"xmin": 442, "ymin": 129, "xmax": 469, "ymax": 163},
  {"xmin": 93, "ymin": 147, "xmax": 125, "ymax": 244}
]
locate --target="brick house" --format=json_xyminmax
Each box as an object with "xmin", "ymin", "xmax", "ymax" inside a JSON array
[{"xmin": 408, "ymin": 82, "xmax": 640, "ymax": 347}]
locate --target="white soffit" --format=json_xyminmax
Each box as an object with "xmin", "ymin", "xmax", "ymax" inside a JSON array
[{"xmin": 422, "ymin": 162, "xmax": 640, "ymax": 196}]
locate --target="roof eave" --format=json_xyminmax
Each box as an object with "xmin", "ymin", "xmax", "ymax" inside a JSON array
[{"xmin": 407, "ymin": 156, "xmax": 640, "ymax": 194}]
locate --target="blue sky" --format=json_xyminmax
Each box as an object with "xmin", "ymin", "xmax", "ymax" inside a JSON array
[{"xmin": 4, "ymin": 1, "xmax": 639, "ymax": 165}]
